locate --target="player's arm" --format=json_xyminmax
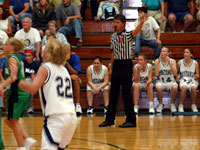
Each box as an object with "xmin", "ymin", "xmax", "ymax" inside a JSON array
[
  {"xmin": 146, "ymin": 65, "xmax": 153, "ymax": 85},
  {"xmin": 97, "ymin": 69, "xmax": 109, "ymax": 90},
  {"xmin": 155, "ymin": 59, "xmax": 160, "ymax": 77},
  {"xmin": 194, "ymin": 62, "xmax": 199, "ymax": 79},
  {"xmin": 169, "ymin": 59, "xmax": 177, "ymax": 77},
  {"xmin": 11, "ymin": 66, "xmax": 48, "ymax": 94},
  {"xmin": 176, "ymin": 60, "xmax": 180, "ymax": 82},
  {"xmin": 86, "ymin": 67, "xmax": 96, "ymax": 90},
  {"xmin": 133, "ymin": 65, "xmax": 140, "ymax": 83}
]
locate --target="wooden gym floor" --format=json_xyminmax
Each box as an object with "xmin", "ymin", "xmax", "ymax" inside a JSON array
[{"xmin": 2, "ymin": 113, "xmax": 200, "ymax": 150}]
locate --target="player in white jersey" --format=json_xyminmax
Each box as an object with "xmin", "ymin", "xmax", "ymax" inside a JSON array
[
  {"xmin": 86, "ymin": 56, "xmax": 109, "ymax": 114},
  {"xmin": 132, "ymin": 54, "xmax": 154, "ymax": 114},
  {"xmin": 9, "ymin": 39, "xmax": 77, "ymax": 150},
  {"xmin": 155, "ymin": 47, "xmax": 178, "ymax": 113},
  {"xmin": 177, "ymin": 48, "xmax": 199, "ymax": 112}
]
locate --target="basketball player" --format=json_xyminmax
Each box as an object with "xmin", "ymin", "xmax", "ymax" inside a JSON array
[
  {"xmin": 177, "ymin": 48, "xmax": 199, "ymax": 112},
  {"xmin": 155, "ymin": 47, "xmax": 178, "ymax": 113},
  {"xmin": 0, "ymin": 38, "xmax": 36, "ymax": 150},
  {"xmin": 7, "ymin": 39, "xmax": 77, "ymax": 150},
  {"xmin": 133, "ymin": 54, "xmax": 154, "ymax": 114},
  {"xmin": 86, "ymin": 56, "xmax": 109, "ymax": 114}
]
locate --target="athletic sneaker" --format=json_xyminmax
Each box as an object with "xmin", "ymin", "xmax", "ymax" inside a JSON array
[
  {"xmin": 134, "ymin": 105, "xmax": 139, "ymax": 114},
  {"xmin": 178, "ymin": 104, "xmax": 184, "ymax": 112},
  {"xmin": 16, "ymin": 147, "xmax": 27, "ymax": 150},
  {"xmin": 87, "ymin": 106, "xmax": 94, "ymax": 114},
  {"xmin": 149, "ymin": 107, "xmax": 155, "ymax": 114},
  {"xmin": 24, "ymin": 137, "xmax": 37, "ymax": 150},
  {"xmin": 75, "ymin": 103, "xmax": 82, "ymax": 115},
  {"xmin": 149, "ymin": 102, "xmax": 155, "ymax": 114},
  {"xmin": 27, "ymin": 107, "xmax": 33, "ymax": 114},
  {"xmin": 104, "ymin": 106, "xmax": 108, "ymax": 114},
  {"xmin": 170, "ymin": 103, "xmax": 177, "ymax": 113},
  {"xmin": 156, "ymin": 104, "xmax": 164, "ymax": 113},
  {"xmin": 191, "ymin": 104, "xmax": 198, "ymax": 112}
]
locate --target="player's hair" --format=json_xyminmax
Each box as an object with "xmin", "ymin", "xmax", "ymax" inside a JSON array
[
  {"xmin": 138, "ymin": 54, "xmax": 147, "ymax": 60},
  {"xmin": 185, "ymin": 48, "xmax": 194, "ymax": 55},
  {"xmin": 46, "ymin": 39, "xmax": 69, "ymax": 65},
  {"xmin": 93, "ymin": 56, "xmax": 102, "ymax": 62},
  {"xmin": 185, "ymin": 48, "xmax": 194, "ymax": 58},
  {"xmin": 7, "ymin": 37, "xmax": 25, "ymax": 53}
]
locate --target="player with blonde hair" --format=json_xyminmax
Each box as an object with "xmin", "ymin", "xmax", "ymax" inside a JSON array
[{"xmin": 3, "ymin": 39, "xmax": 77, "ymax": 149}]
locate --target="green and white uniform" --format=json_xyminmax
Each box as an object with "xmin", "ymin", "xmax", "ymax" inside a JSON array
[{"xmin": 4, "ymin": 54, "xmax": 30, "ymax": 120}]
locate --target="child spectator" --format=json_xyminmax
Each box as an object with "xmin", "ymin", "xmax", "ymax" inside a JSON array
[
  {"xmin": 0, "ymin": 5, "xmax": 12, "ymax": 36},
  {"xmin": 24, "ymin": 49, "xmax": 40, "ymax": 114},
  {"xmin": 134, "ymin": 7, "xmax": 161, "ymax": 59}
]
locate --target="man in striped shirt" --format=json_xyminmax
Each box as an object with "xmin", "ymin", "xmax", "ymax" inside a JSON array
[{"xmin": 99, "ymin": 14, "xmax": 146, "ymax": 128}]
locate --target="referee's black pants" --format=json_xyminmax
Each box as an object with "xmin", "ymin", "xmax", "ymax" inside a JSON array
[{"xmin": 105, "ymin": 59, "xmax": 136, "ymax": 123}]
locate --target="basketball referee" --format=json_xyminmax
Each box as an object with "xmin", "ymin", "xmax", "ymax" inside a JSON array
[{"xmin": 99, "ymin": 14, "xmax": 146, "ymax": 128}]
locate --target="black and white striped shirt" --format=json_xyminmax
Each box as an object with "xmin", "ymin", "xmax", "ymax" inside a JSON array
[{"xmin": 111, "ymin": 30, "xmax": 134, "ymax": 60}]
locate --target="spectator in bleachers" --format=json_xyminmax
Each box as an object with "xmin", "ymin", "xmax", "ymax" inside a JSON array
[
  {"xmin": 32, "ymin": 0, "xmax": 56, "ymax": 37},
  {"xmin": 165, "ymin": 0, "xmax": 194, "ymax": 33},
  {"xmin": 8, "ymin": 0, "xmax": 32, "ymax": 30},
  {"xmin": 96, "ymin": 0, "xmax": 120, "ymax": 21},
  {"xmin": 14, "ymin": 17, "xmax": 41, "ymax": 62},
  {"xmin": 56, "ymin": 0, "xmax": 83, "ymax": 47},
  {"xmin": 142, "ymin": 0, "xmax": 167, "ymax": 33},
  {"xmin": 134, "ymin": 7, "xmax": 161, "ymax": 59},
  {"xmin": 155, "ymin": 47, "xmax": 178, "ymax": 113},
  {"xmin": 0, "ymin": 30, "xmax": 8, "ymax": 50},
  {"xmin": 41, "ymin": 20, "xmax": 68, "ymax": 47},
  {"xmin": 86, "ymin": 56, "xmax": 109, "ymax": 114},
  {"xmin": 176, "ymin": 48, "xmax": 199, "ymax": 112},
  {"xmin": 0, "ymin": 6, "xmax": 12, "ymax": 36},
  {"xmin": 65, "ymin": 46, "xmax": 82, "ymax": 115},
  {"xmin": 133, "ymin": 54, "xmax": 154, "ymax": 114},
  {"xmin": 23, "ymin": 49, "xmax": 40, "ymax": 114},
  {"xmin": 81, "ymin": 0, "xmax": 99, "ymax": 20},
  {"xmin": 195, "ymin": 0, "xmax": 200, "ymax": 20},
  {"xmin": 0, "ymin": 0, "xmax": 4, "ymax": 6},
  {"xmin": 50, "ymin": 0, "xmax": 82, "ymax": 10}
]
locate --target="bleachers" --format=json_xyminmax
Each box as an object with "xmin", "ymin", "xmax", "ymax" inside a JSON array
[
  {"xmin": 33, "ymin": 21, "xmax": 200, "ymax": 111},
  {"xmin": 69, "ymin": 19, "xmax": 200, "ymax": 111},
  {"xmin": 3, "ymin": 0, "xmax": 200, "ymax": 111}
]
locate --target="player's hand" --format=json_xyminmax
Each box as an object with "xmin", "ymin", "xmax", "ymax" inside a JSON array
[
  {"xmin": 137, "ymin": 64, "xmax": 142, "ymax": 71},
  {"xmin": 176, "ymin": 75, "xmax": 180, "ymax": 82},
  {"xmin": 70, "ymin": 75, "xmax": 78, "ymax": 81},
  {"xmin": 144, "ymin": 83, "xmax": 147, "ymax": 89},
  {"xmin": 10, "ymin": 63, "xmax": 18, "ymax": 82}
]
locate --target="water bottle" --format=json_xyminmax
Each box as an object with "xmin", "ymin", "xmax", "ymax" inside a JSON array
[
  {"xmin": 16, "ymin": 24, "xmax": 20, "ymax": 31},
  {"xmin": 152, "ymin": 61, "xmax": 155, "ymax": 75}
]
